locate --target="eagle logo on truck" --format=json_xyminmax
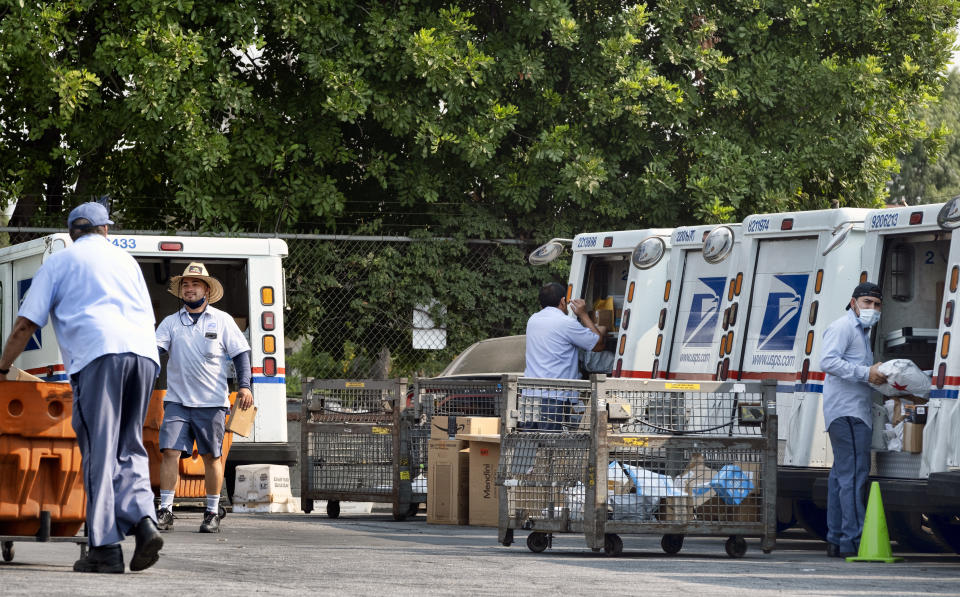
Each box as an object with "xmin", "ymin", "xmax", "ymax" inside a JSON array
[
  {"xmin": 757, "ymin": 274, "xmax": 808, "ymax": 352},
  {"xmin": 683, "ymin": 277, "xmax": 727, "ymax": 348}
]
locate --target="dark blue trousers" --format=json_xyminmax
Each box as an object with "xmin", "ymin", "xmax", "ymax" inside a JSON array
[
  {"xmin": 70, "ymin": 353, "xmax": 158, "ymax": 546},
  {"xmin": 826, "ymin": 416, "xmax": 872, "ymax": 553}
]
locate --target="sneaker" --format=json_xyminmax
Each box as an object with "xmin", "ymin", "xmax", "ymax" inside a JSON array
[
  {"xmin": 130, "ymin": 516, "xmax": 164, "ymax": 572},
  {"xmin": 74, "ymin": 544, "xmax": 124, "ymax": 573},
  {"xmin": 156, "ymin": 507, "xmax": 174, "ymax": 531},
  {"xmin": 199, "ymin": 511, "xmax": 220, "ymax": 533}
]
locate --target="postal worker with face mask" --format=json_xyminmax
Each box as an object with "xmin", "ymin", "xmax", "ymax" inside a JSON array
[{"xmin": 819, "ymin": 281, "xmax": 887, "ymax": 558}]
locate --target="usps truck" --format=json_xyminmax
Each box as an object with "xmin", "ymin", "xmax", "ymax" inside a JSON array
[
  {"xmin": 620, "ymin": 223, "xmax": 743, "ymax": 382},
  {"xmin": 530, "ymin": 229, "xmax": 673, "ymax": 372},
  {"xmin": 0, "ymin": 233, "xmax": 295, "ymax": 476},
  {"xmin": 858, "ymin": 200, "xmax": 960, "ymax": 552}
]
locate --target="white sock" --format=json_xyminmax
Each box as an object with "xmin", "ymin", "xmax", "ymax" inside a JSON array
[
  {"xmin": 206, "ymin": 494, "xmax": 220, "ymax": 514},
  {"xmin": 160, "ymin": 490, "xmax": 175, "ymax": 510}
]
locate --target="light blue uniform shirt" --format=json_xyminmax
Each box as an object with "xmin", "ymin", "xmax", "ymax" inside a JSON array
[
  {"xmin": 155, "ymin": 306, "xmax": 250, "ymax": 408},
  {"xmin": 820, "ymin": 309, "xmax": 874, "ymax": 430},
  {"xmin": 18, "ymin": 234, "xmax": 160, "ymax": 375},
  {"xmin": 524, "ymin": 307, "xmax": 600, "ymax": 379}
]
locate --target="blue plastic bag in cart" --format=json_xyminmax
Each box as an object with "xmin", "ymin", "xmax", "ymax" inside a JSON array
[{"xmin": 708, "ymin": 465, "xmax": 754, "ymax": 505}]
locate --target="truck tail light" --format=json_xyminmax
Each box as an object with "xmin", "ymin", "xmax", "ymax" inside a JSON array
[
  {"xmin": 159, "ymin": 242, "xmax": 183, "ymax": 251},
  {"xmin": 263, "ymin": 335, "xmax": 276, "ymax": 354},
  {"xmin": 261, "ymin": 311, "xmax": 275, "ymax": 331},
  {"xmin": 263, "ymin": 358, "xmax": 277, "ymax": 376},
  {"xmin": 261, "ymin": 286, "xmax": 275, "ymax": 306},
  {"xmin": 614, "ymin": 358, "xmax": 623, "ymax": 377},
  {"xmin": 781, "ymin": 218, "xmax": 793, "ymax": 230}
]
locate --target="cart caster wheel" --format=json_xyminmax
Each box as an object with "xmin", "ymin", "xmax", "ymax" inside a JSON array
[
  {"xmin": 762, "ymin": 549, "xmax": 772, "ymax": 554},
  {"xmin": 725, "ymin": 535, "xmax": 747, "ymax": 558},
  {"xmin": 406, "ymin": 503, "xmax": 420, "ymax": 518},
  {"xmin": 527, "ymin": 532, "xmax": 550, "ymax": 553},
  {"xmin": 327, "ymin": 500, "xmax": 341, "ymax": 519},
  {"xmin": 303, "ymin": 499, "xmax": 314, "ymax": 514},
  {"xmin": 661, "ymin": 534, "xmax": 684, "ymax": 555},
  {"xmin": 2, "ymin": 541, "xmax": 13, "ymax": 562},
  {"xmin": 218, "ymin": 504, "xmax": 227, "ymax": 520},
  {"xmin": 501, "ymin": 528, "xmax": 514, "ymax": 547},
  {"xmin": 603, "ymin": 533, "xmax": 623, "ymax": 557}
]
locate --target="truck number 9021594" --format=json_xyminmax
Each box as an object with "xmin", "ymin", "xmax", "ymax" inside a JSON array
[{"xmin": 111, "ymin": 238, "xmax": 137, "ymax": 249}]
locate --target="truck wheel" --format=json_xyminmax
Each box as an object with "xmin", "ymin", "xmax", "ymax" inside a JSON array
[
  {"xmin": 327, "ymin": 500, "xmax": 341, "ymax": 519},
  {"xmin": 928, "ymin": 513, "xmax": 960, "ymax": 555},
  {"xmin": 794, "ymin": 499, "xmax": 827, "ymax": 541},
  {"xmin": 776, "ymin": 498, "xmax": 797, "ymax": 534},
  {"xmin": 887, "ymin": 511, "xmax": 946, "ymax": 553}
]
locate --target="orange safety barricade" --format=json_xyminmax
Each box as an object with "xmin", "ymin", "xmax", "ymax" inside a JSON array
[
  {"xmin": 0, "ymin": 382, "xmax": 85, "ymax": 537},
  {"xmin": 143, "ymin": 390, "xmax": 236, "ymax": 498}
]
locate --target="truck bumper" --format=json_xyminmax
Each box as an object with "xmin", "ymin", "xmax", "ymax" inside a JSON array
[{"xmin": 779, "ymin": 467, "xmax": 960, "ymax": 513}]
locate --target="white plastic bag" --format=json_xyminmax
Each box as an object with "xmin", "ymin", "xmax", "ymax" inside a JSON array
[
  {"xmin": 618, "ymin": 463, "xmax": 683, "ymax": 498},
  {"xmin": 870, "ymin": 359, "xmax": 931, "ymax": 398},
  {"xmin": 563, "ymin": 482, "xmax": 585, "ymax": 521}
]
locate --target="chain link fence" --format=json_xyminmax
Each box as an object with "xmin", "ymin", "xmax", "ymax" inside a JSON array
[
  {"xmin": 0, "ymin": 227, "xmax": 556, "ymax": 396},
  {"xmin": 282, "ymin": 234, "xmax": 542, "ymax": 396}
]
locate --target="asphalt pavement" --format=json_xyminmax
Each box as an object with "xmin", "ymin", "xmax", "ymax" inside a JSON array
[{"xmin": 2, "ymin": 511, "xmax": 959, "ymax": 596}]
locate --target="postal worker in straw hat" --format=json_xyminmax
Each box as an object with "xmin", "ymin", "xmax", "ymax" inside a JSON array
[{"xmin": 155, "ymin": 262, "xmax": 252, "ymax": 533}]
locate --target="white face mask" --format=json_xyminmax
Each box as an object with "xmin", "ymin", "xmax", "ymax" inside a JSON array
[{"xmin": 857, "ymin": 308, "xmax": 880, "ymax": 328}]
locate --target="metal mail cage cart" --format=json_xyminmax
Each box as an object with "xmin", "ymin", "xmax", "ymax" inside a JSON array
[
  {"xmin": 495, "ymin": 375, "xmax": 594, "ymax": 553},
  {"xmin": 409, "ymin": 376, "xmax": 506, "ymax": 506},
  {"xmin": 586, "ymin": 377, "xmax": 778, "ymax": 557},
  {"xmin": 300, "ymin": 379, "xmax": 419, "ymax": 520}
]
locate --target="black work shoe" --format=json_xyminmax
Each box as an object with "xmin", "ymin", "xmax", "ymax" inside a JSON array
[
  {"xmin": 74, "ymin": 544, "xmax": 124, "ymax": 573},
  {"xmin": 826, "ymin": 543, "xmax": 840, "ymax": 557},
  {"xmin": 199, "ymin": 511, "xmax": 220, "ymax": 533},
  {"xmin": 129, "ymin": 516, "xmax": 163, "ymax": 572},
  {"xmin": 156, "ymin": 507, "xmax": 174, "ymax": 531}
]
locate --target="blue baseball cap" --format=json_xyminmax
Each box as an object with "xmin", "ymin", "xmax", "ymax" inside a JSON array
[{"xmin": 67, "ymin": 202, "xmax": 114, "ymax": 228}]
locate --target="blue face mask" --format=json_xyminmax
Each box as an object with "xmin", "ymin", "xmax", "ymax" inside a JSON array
[
  {"xmin": 858, "ymin": 308, "xmax": 880, "ymax": 328},
  {"xmin": 184, "ymin": 296, "xmax": 206, "ymax": 310}
]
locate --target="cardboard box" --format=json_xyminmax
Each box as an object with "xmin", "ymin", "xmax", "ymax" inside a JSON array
[
  {"xmin": 234, "ymin": 464, "xmax": 293, "ymax": 503},
  {"xmin": 226, "ymin": 403, "xmax": 257, "ymax": 437},
  {"xmin": 459, "ymin": 433, "xmax": 500, "ymax": 527},
  {"xmin": 430, "ymin": 416, "xmax": 499, "ymax": 440},
  {"xmin": 591, "ymin": 309, "xmax": 614, "ymax": 330},
  {"xmin": 695, "ymin": 495, "xmax": 762, "ymax": 523},
  {"xmin": 904, "ymin": 422, "xmax": 924, "ymax": 453},
  {"xmin": 426, "ymin": 439, "xmax": 469, "ymax": 525}
]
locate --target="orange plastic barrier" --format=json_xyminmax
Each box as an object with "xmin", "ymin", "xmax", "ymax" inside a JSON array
[
  {"xmin": 0, "ymin": 382, "xmax": 85, "ymax": 537},
  {"xmin": 143, "ymin": 391, "xmax": 236, "ymax": 498}
]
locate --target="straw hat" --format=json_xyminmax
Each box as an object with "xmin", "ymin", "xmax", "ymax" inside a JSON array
[{"xmin": 168, "ymin": 262, "xmax": 224, "ymax": 304}]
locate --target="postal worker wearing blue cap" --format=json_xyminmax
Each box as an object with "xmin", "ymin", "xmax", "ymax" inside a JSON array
[
  {"xmin": 0, "ymin": 202, "xmax": 163, "ymax": 573},
  {"xmin": 819, "ymin": 281, "xmax": 887, "ymax": 558}
]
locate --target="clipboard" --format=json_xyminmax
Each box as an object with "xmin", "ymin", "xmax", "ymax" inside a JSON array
[{"xmin": 226, "ymin": 402, "xmax": 257, "ymax": 437}]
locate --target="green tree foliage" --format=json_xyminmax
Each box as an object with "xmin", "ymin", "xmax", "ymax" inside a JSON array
[
  {"xmin": 889, "ymin": 68, "xmax": 960, "ymax": 204},
  {"xmin": 2, "ymin": 1, "xmax": 958, "ymax": 376}
]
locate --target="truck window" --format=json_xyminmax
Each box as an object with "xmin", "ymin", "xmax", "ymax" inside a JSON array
[
  {"xmin": 580, "ymin": 253, "xmax": 630, "ymax": 333},
  {"xmin": 876, "ymin": 233, "xmax": 949, "ymax": 371}
]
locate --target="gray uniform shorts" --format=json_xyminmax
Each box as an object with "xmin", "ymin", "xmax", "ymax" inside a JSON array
[{"xmin": 159, "ymin": 402, "xmax": 229, "ymax": 458}]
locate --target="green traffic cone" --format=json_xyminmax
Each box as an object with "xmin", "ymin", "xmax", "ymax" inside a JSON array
[{"xmin": 847, "ymin": 481, "xmax": 903, "ymax": 563}]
